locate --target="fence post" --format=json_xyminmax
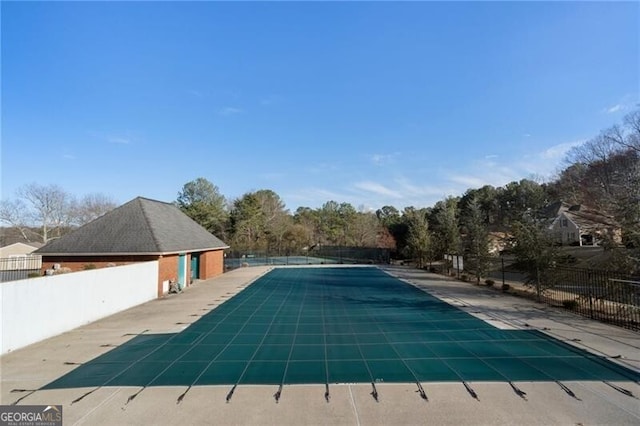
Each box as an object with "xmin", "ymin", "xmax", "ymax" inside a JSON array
[
  {"xmin": 588, "ymin": 270, "xmax": 594, "ymax": 319},
  {"xmin": 536, "ymin": 265, "xmax": 541, "ymax": 302},
  {"xmin": 501, "ymin": 257, "xmax": 505, "ymax": 288}
]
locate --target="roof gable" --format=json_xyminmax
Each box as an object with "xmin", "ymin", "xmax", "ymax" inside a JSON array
[
  {"xmin": 542, "ymin": 201, "xmax": 619, "ymax": 230},
  {"xmin": 0, "ymin": 242, "xmax": 43, "ymax": 256},
  {"xmin": 0, "ymin": 242, "xmax": 43, "ymax": 250},
  {"xmin": 35, "ymin": 197, "xmax": 228, "ymax": 255}
]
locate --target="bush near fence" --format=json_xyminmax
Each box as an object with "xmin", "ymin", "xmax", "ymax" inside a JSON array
[{"xmin": 460, "ymin": 256, "xmax": 640, "ymax": 331}]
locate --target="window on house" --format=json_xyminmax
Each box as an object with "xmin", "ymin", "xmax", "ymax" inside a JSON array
[{"xmin": 562, "ymin": 219, "xmax": 568, "ymax": 227}]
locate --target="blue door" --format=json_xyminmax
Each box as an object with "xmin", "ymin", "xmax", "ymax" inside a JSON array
[
  {"xmin": 191, "ymin": 254, "xmax": 200, "ymax": 280},
  {"xmin": 178, "ymin": 254, "xmax": 186, "ymax": 289}
]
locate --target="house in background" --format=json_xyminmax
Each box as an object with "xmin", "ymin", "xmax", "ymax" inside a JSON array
[
  {"xmin": 0, "ymin": 242, "xmax": 43, "ymax": 282},
  {"xmin": 487, "ymin": 231, "xmax": 510, "ymax": 254},
  {"xmin": 35, "ymin": 197, "xmax": 229, "ymax": 297},
  {"xmin": 542, "ymin": 201, "xmax": 622, "ymax": 246},
  {"xmin": 0, "ymin": 241, "xmax": 43, "ymax": 257}
]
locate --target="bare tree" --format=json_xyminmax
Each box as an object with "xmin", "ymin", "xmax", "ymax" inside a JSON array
[
  {"xmin": 15, "ymin": 183, "xmax": 75, "ymax": 243},
  {"xmin": 350, "ymin": 212, "xmax": 380, "ymax": 247},
  {"xmin": 622, "ymin": 109, "xmax": 640, "ymax": 152},
  {"xmin": 565, "ymin": 130, "xmax": 621, "ymax": 209},
  {"xmin": 72, "ymin": 193, "xmax": 117, "ymax": 226},
  {"xmin": 0, "ymin": 199, "xmax": 35, "ymax": 242}
]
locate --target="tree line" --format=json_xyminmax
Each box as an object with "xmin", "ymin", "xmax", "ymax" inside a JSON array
[
  {"xmin": 2, "ymin": 109, "xmax": 638, "ymax": 274},
  {"xmin": 177, "ymin": 108, "xmax": 639, "ymax": 275}
]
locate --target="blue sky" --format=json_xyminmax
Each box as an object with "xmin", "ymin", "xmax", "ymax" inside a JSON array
[{"xmin": 2, "ymin": 1, "xmax": 638, "ymax": 212}]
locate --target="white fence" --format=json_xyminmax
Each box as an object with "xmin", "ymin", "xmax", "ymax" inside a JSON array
[
  {"xmin": 0, "ymin": 261, "xmax": 159, "ymax": 354},
  {"xmin": 0, "ymin": 255, "xmax": 42, "ymax": 282}
]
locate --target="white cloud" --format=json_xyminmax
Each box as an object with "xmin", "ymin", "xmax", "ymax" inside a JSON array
[
  {"xmin": 286, "ymin": 188, "xmax": 350, "ymax": 206},
  {"xmin": 605, "ymin": 104, "xmax": 623, "ymax": 114},
  {"xmin": 442, "ymin": 139, "xmax": 585, "ymax": 195},
  {"xmin": 448, "ymin": 175, "xmax": 487, "ymax": 188},
  {"xmin": 305, "ymin": 162, "xmax": 339, "ymax": 174},
  {"xmin": 286, "ymin": 176, "xmax": 455, "ymax": 210},
  {"xmin": 107, "ymin": 137, "xmax": 130, "ymax": 144},
  {"xmin": 369, "ymin": 152, "xmax": 400, "ymax": 165},
  {"xmin": 62, "ymin": 154, "xmax": 76, "ymax": 160},
  {"xmin": 285, "ymin": 138, "xmax": 589, "ymax": 210},
  {"xmin": 603, "ymin": 94, "xmax": 637, "ymax": 114},
  {"xmin": 394, "ymin": 177, "xmax": 456, "ymax": 197},
  {"xmin": 260, "ymin": 95, "xmax": 282, "ymax": 106},
  {"xmin": 539, "ymin": 140, "xmax": 584, "ymax": 161},
  {"xmin": 218, "ymin": 107, "xmax": 243, "ymax": 116},
  {"xmin": 188, "ymin": 89, "xmax": 205, "ymax": 98},
  {"xmin": 353, "ymin": 181, "xmax": 402, "ymax": 198},
  {"xmin": 260, "ymin": 172, "xmax": 285, "ymax": 180}
]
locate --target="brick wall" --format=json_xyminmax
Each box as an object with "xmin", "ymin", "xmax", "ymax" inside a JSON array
[
  {"xmin": 200, "ymin": 250, "xmax": 224, "ymax": 279},
  {"xmin": 158, "ymin": 254, "xmax": 179, "ymax": 296},
  {"xmin": 41, "ymin": 251, "xmax": 224, "ymax": 298},
  {"xmin": 41, "ymin": 255, "xmax": 158, "ymax": 274}
]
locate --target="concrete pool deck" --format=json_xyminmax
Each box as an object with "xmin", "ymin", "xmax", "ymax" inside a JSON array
[{"xmin": 2, "ymin": 265, "xmax": 639, "ymax": 425}]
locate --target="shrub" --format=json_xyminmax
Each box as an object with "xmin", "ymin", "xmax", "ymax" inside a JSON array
[
  {"xmin": 83, "ymin": 264, "xmax": 97, "ymax": 270},
  {"xmin": 27, "ymin": 272, "xmax": 40, "ymax": 278},
  {"xmin": 501, "ymin": 283, "xmax": 510, "ymax": 291},
  {"xmin": 460, "ymin": 274, "xmax": 468, "ymax": 281},
  {"xmin": 562, "ymin": 299, "xmax": 579, "ymax": 310},
  {"xmin": 485, "ymin": 279, "xmax": 495, "ymax": 287}
]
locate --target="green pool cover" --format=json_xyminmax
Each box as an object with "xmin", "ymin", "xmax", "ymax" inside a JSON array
[{"xmin": 43, "ymin": 267, "xmax": 639, "ymax": 390}]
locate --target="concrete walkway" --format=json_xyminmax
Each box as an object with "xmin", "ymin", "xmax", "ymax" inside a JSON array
[{"xmin": 1, "ymin": 265, "xmax": 639, "ymax": 425}]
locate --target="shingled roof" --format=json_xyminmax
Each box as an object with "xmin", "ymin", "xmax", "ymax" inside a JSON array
[
  {"xmin": 541, "ymin": 201, "xmax": 619, "ymax": 230},
  {"xmin": 35, "ymin": 197, "xmax": 228, "ymax": 256}
]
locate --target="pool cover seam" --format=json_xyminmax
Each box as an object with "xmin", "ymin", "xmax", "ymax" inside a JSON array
[{"xmin": 279, "ymin": 271, "xmax": 311, "ymax": 386}]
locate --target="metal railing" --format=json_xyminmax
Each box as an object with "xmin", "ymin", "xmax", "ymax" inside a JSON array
[
  {"xmin": 464, "ymin": 256, "xmax": 640, "ymax": 331},
  {"xmin": 538, "ymin": 266, "xmax": 640, "ymax": 331},
  {"xmin": 0, "ymin": 255, "xmax": 42, "ymax": 282}
]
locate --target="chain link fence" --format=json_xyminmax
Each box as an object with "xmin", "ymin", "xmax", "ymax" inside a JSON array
[{"xmin": 224, "ymin": 246, "xmax": 391, "ymax": 271}]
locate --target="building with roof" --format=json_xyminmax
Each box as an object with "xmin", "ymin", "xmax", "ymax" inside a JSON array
[
  {"xmin": 0, "ymin": 242, "xmax": 43, "ymax": 281},
  {"xmin": 0, "ymin": 241, "xmax": 43, "ymax": 257},
  {"xmin": 541, "ymin": 201, "xmax": 622, "ymax": 246},
  {"xmin": 34, "ymin": 197, "xmax": 229, "ymax": 297}
]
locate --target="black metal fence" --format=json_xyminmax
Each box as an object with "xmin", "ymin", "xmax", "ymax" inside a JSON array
[
  {"xmin": 0, "ymin": 255, "xmax": 42, "ymax": 282},
  {"xmin": 463, "ymin": 256, "xmax": 640, "ymax": 331},
  {"xmin": 536, "ymin": 266, "xmax": 640, "ymax": 331}
]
